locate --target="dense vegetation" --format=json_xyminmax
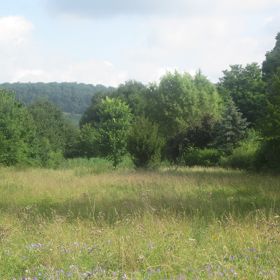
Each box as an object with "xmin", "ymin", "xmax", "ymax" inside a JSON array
[
  {"xmin": 0, "ymin": 32, "xmax": 280, "ymax": 171},
  {"xmin": 0, "ymin": 83, "xmax": 114, "ymax": 125}
]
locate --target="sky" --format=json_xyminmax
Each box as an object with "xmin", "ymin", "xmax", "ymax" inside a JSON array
[{"xmin": 0, "ymin": 0, "xmax": 279, "ymax": 86}]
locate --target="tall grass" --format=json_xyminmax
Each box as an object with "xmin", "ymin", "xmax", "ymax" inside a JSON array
[{"xmin": 0, "ymin": 166, "xmax": 279, "ymax": 279}]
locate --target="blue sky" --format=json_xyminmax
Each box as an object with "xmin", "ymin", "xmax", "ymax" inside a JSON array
[{"xmin": 0, "ymin": 0, "xmax": 279, "ymax": 86}]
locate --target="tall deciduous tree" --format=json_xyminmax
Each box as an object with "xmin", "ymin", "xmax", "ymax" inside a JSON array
[
  {"xmin": 29, "ymin": 101, "xmax": 77, "ymax": 165},
  {"xmin": 150, "ymin": 71, "xmax": 222, "ymax": 162},
  {"xmin": 257, "ymin": 33, "xmax": 280, "ymax": 169},
  {"xmin": 262, "ymin": 32, "xmax": 280, "ymax": 81},
  {"xmin": 115, "ymin": 80, "xmax": 148, "ymax": 116},
  {"xmin": 154, "ymin": 71, "xmax": 198, "ymax": 137},
  {"xmin": 96, "ymin": 97, "xmax": 132, "ymax": 167},
  {"xmin": 0, "ymin": 90, "xmax": 38, "ymax": 166}
]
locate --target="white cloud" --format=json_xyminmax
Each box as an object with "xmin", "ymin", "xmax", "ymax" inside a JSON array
[
  {"xmin": 0, "ymin": 16, "xmax": 33, "ymax": 45},
  {"xmin": 54, "ymin": 59, "xmax": 127, "ymax": 86},
  {"xmin": 10, "ymin": 58, "xmax": 128, "ymax": 86},
  {"xmin": 0, "ymin": 0, "xmax": 279, "ymax": 86},
  {"xmin": 118, "ymin": 14, "xmax": 274, "ymax": 82},
  {"xmin": 0, "ymin": 16, "xmax": 127, "ymax": 86},
  {"xmin": 0, "ymin": 16, "xmax": 36, "ymax": 82}
]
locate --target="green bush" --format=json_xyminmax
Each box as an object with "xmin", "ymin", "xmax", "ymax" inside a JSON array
[
  {"xmin": 255, "ymin": 139, "xmax": 280, "ymax": 171},
  {"xmin": 127, "ymin": 117, "xmax": 165, "ymax": 168},
  {"xmin": 220, "ymin": 130, "xmax": 260, "ymax": 170},
  {"xmin": 183, "ymin": 148, "xmax": 221, "ymax": 167}
]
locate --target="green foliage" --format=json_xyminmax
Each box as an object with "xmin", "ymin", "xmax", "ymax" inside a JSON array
[
  {"xmin": 257, "ymin": 71, "xmax": 280, "ymax": 170},
  {"xmin": 76, "ymin": 124, "xmax": 100, "ymax": 158},
  {"xmin": 151, "ymin": 71, "xmax": 222, "ymax": 138},
  {"xmin": 220, "ymin": 130, "xmax": 260, "ymax": 170},
  {"xmin": 262, "ymin": 32, "xmax": 280, "ymax": 81},
  {"xmin": 115, "ymin": 80, "xmax": 149, "ymax": 116},
  {"xmin": 257, "ymin": 34, "xmax": 280, "ymax": 171},
  {"xmin": 255, "ymin": 139, "xmax": 280, "ymax": 171},
  {"xmin": 262, "ymin": 70, "xmax": 280, "ymax": 142},
  {"xmin": 79, "ymin": 91, "xmax": 108, "ymax": 127},
  {"xmin": 215, "ymin": 99, "xmax": 248, "ymax": 153},
  {"xmin": 2, "ymin": 32, "xmax": 280, "ymax": 172},
  {"xmin": 95, "ymin": 97, "xmax": 132, "ymax": 167},
  {"xmin": 185, "ymin": 114, "xmax": 218, "ymax": 148},
  {"xmin": 29, "ymin": 101, "xmax": 68, "ymax": 151},
  {"xmin": 0, "ymin": 90, "xmax": 38, "ymax": 166},
  {"xmin": 153, "ymin": 72, "xmax": 194, "ymax": 137},
  {"xmin": 218, "ymin": 63, "xmax": 266, "ymax": 126},
  {"xmin": 148, "ymin": 71, "xmax": 222, "ymax": 162},
  {"xmin": 183, "ymin": 148, "xmax": 221, "ymax": 167},
  {"xmin": 127, "ymin": 117, "xmax": 165, "ymax": 168},
  {"xmin": 193, "ymin": 71, "xmax": 223, "ymax": 119},
  {"xmin": 28, "ymin": 101, "xmax": 77, "ymax": 166},
  {"xmin": 0, "ymin": 82, "xmax": 114, "ymax": 114}
]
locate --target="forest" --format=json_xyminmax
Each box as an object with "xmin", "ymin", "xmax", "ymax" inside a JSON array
[{"xmin": 0, "ymin": 33, "xmax": 280, "ymax": 171}]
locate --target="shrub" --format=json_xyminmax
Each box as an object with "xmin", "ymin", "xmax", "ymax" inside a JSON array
[
  {"xmin": 255, "ymin": 139, "xmax": 280, "ymax": 171},
  {"xmin": 220, "ymin": 130, "xmax": 260, "ymax": 170},
  {"xmin": 183, "ymin": 148, "xmax": 221, "ymax": 167},
  {"xmin": 127, "ymin": 117, "xmax": 165, "ymax": 168}
]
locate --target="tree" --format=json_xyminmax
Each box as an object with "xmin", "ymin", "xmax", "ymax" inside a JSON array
[
  {"xmin": 96, "ymin": 97, "xmax": 132, "ymax": 167},
  {"xmin": 154, "ymin": 71, "xmax": 198, "ymax": 137},
  {"xmin": 256, "ymin": 70, "xmax": 280, "ymax": 169},
  {"xmin": 262, "ymin": 32, "xmax": 280, "ymax": 82},
  {"xmin": 215, "ymin": 99, "xmax": 248, "ymax": 153},
  {"xmin": 80, "ymin": 91, "xmax": 111, "ymax": 127},
  {"xmin": 115, "ymin": 80, "xmax": 148, "ymax": 116},
  {"xmin": 76, "ymin": 124, "xmax": 100, "ymax": 159},
  {"xmin": 28, "ymin": 101, "xmax": 77, "ymax": 165},
  {"xmin": 218, "ymin": 63, "xmax": 266, "ymax": 126},
  {"xmin": 0, "ymin": 82, "xmax": 114, "ymax": 115},
  {"xmin": 127, "ymin": 117, "xmax": 165, "ymax": 168},
  {"xmin": 185, "ymin": 114, "xmax": 218, "ymax": 148},
  {"xmin": 193, "ymin": 71, "xmax": 223, "ymax": 120},
  {"xmin": 257, "ymin": 33, "xmax": 280, "ymax": 170},
  {"xmin": 262, "ymin": 70, "xmax": 280, "ymax": 141},
  {"xmin": 0, "ymin": 90, "xmax": 38, "ymax": 166},
  {"xmin": 149, "ymin": 71, "xmax": 222, "ymax": 162}
]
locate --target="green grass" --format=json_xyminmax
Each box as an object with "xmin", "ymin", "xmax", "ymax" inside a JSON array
[{"xmin": 0, "ymin": 166, "xmax": 279, "ymax": 279}]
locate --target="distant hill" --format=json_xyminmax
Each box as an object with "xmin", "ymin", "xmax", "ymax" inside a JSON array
[{"xmin": 0, "ymin": 82, "xmax": 114, "ymax": 115}]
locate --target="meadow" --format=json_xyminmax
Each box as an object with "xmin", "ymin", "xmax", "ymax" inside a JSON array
[{"xmin": 0, "ymin": 163, "xmax": 279, "ymax": 279}]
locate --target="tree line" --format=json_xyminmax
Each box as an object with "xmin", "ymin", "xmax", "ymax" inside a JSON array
[
  {"xmin": 0, "ymin": 82, "xmax": 114, "ymax": 115},
  {"xmin": 0, "ymin": 33, "xmax": 279, "ymax": 170}
]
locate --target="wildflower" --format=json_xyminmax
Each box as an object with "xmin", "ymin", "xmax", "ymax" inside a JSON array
[
  {"xmin": 147, "ymin": 241, "xmax": 155, "ymax": 250},
  {"xmin": 28, "ymin": 243, "xmax": 44, "ymax": 250}
]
